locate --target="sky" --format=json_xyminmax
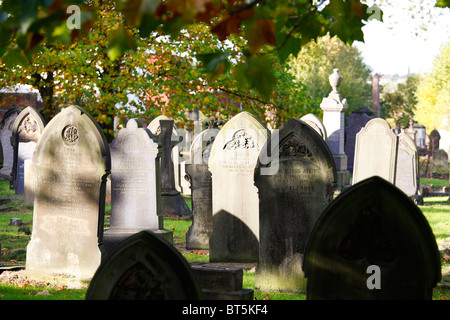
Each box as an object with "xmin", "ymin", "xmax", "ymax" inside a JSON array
[{"xmin": 353, "ymin": 1, "xmax": 450, "ymax": 76}]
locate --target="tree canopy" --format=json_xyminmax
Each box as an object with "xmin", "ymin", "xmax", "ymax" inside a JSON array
[{"xmin": 414, "ymin": 39, "xmax": 450, "ymax": 132}]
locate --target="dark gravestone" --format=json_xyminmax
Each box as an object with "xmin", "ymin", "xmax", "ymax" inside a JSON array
[
  {"xmin": 158, "ymin": 119, "xmax": 191, "ymax": 218},
  {"xmin": 0, "ymin": 139, "xmax": 3, "ymax": 170},
  {"xmin": 184, "ymin": 120, "xmax": 220, "ymax": 250},
  {"xmin": 86, "ymin": 230, "xmax": 202, "ymax": 300},
  {"xmin": 103, "ymin": 119, "xmax": 172, "ymax": 257},
  {"xmin": 191, "ymin": 264, "xmax": 254, "ymax": 300},
  {"xmin": 11, "ymin": 107, "xmax": 45, "ymax": 194},
  {"xmin": 254, "ymin": 118, "xmax": 337, "ymax": 293},
  {"xmin": 304, "ymin": 176, "xmax": 441, "ymax": 300},
  {"xmin": 0, "ymin": 108, "xmax": 19, "ymax": 180},
  {"xmin": 345, "ymin": 111, "xmax": 372, "ymax": 173}
]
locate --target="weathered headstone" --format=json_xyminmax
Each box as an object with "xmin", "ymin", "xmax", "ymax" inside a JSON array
[
  {"xmin": 320, "ymin": 68, "xmax": 350, "ymax": 189},
  {"xmin": 86, "ymin": 230, "xmax": 202, "ymax": 300},
  {"xmin": 103, "ymin": 119, "xmax": 172, "ymax": 257},
  {"xmin": 345, "ymin": 108, "xmax": 373, "ymax": 173},
  {"xmin": 208, "ymin": 111, "xmax": 270, "ymax": 263},
  {"xmin": 0, "ymin": 109, "xmax": 19, "ymax": 180},
  {"xmin": 11, "ymin": 107, "xmax": 45, "ymax": 194},
  {"xmin": 352, "ymin": 118, "xmax": 398, "ymax": 184},
  {"xmin": 254, "ymin": 118, "xmax": 337, "ymax": 293},
  {"xmin": 300, "ymin": 113, "xmax": 327, "ymax": 141},
  {"xmin": 26, "ymin": 105, "xmax": 110, "ymax": 280},
  {"xmin": 395, "ymin": 132, "xmax": 419, "ymax": 197},
  {"xmin": 184, "ymin": 119, "xmax": 220, "ymax": 250},
  {"xmin": 304, "ymin": 176, "xmax": 441, "ymax": 300}
]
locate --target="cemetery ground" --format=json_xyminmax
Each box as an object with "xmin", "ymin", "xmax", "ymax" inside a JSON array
[{"xmin": 0, "ymin": 179, "xmax": 449, "ymax": 300}]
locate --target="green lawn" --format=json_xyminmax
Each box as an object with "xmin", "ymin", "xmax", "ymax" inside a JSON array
[{"xmin": 0, "ymin": 179, "xmax": 449, "ymax": 300}]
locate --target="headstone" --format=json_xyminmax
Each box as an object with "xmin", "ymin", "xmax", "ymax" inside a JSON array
[
  {"xmin": 352, "ymin": 118, "xmax": 398, "ymax": 184},
  {"xmin": 345, "ymin": 108, "xmax": 373, "ymax": 173},
  {"xmin": 149, "ymin": 116, "xmax": 191, "ymax": 217},
  {"xmin": 0, "ymin": 109, "xmax": 19, "ymax": 180},
  {"xmin": 102, "ymin": 119, "xmax": 172, "ymax": 257},
  {"xmin": 86, "ymin": 230, "xmax": 202, "ymax": 300},
  {"xmin": 320, "ymin": 68, "xmax": 350, "ymax": 189},
  {"xmin": 254, "ymin": 118, "xmax": 337, "ymax": 293},
  {"xmin": 184, "ymin": 118, "xmax": 220, "ymax": 250},
  {"xmin": 148, "ymin": 115, "xmax": 183, "ymax": 193},
  {"xmin": 158, "ymin": 119, "xmax": 191, "ymax": 217},
  {"xmin": 395, "ymin": 132, "xmax": 419, "ymax": 197},
  {"xmin": 208, "ymin": 111, "xmax": 270, "ymax": 263},
  {"xmin": 304, "ymin": 176, "xmax": 441, "ymax": 300},
  {"xmin": 11, "ymin": 106, "xmax": 45, "ymax": 194},
  {"xmin": 299, "ymin": 113, "xmax": 327, "ymax": 141},
  {"xmin": 26, "ymin": 105, "xmax": 110, "ymax": 280}
]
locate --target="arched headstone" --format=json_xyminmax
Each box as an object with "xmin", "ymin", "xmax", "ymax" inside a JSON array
[
  {"xmin": 254, "ymin": 118, "xmax": 337, "ymax": 293},
  {"xmin": 208, "ymin": 111, "xmax": 270, "ymax": 263},
  {"xmin": 26, "ymin": 105, "xmax": 110, "ymax": 280},
  {"xmin": 304, "ymin": 176, "xmax": 441, "ymax": 300},
  {"xmin": 10, "ymin": 106, "xmax": 46, "ymax": 194},
  {"xmin": 103, "ymin": 119, "xmax": 172, "ymax": 256},
  {"xmin": 86, "ymin": 230, "xmax": 202, "ymax": 300}
]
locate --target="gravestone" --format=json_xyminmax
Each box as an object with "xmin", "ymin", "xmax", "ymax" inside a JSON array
[
  {"xmin": 395, "ymin": 132, "xmax": 419, "ymax": 197},
  {"xmin": 149, "ymin": 116, "xmax": 190, "ymax": 217},
  {"xmin": 300, "ymin": 113, "xmax": 327, "ymax": 141},
  {"xmin": 102, "ymin": 119, "xmax": 172, "ymax": 257},
  {"xmin": 320, "ymin": 68, "xmax": 350, "ymax": 189},
  {"xmin": 0, "ymin": 139, "xmax": 2, "ymax": 170},
  {"xmin": 254, "ymin": 118, "xmax": 337, "ymax": 293},
  {"xmin": 0, "ymin": 108, "xmax": 19, "ymax": 180},
  {"xmin": 26, "ymin": 105, "xmax": 110, "ymax": 280},
  {"xmin": 158, "ymin": 119, "xmax": 191, "ymax": 217},
  {"xmin": 184, "ymin": 118, "xmax": 220, "ymax": 250},
  {"xmin": 352, "ymin": 118, "xmax": 398, "ymax": 184},
  {"xmin": 208, "ymin": 111, "xmax": 270, "ymax": 263},
  {"xmin": 11, "ymin": 107, "xmax": 46, "ymax": 194},
  {"xmin": 345, "ymin": 108, "xmax": 373, "ymax": 173},
  {"xmin": 304, "ymin": 176, "xmax": 441, "ymax": 300},
  {"xmin": 148, "ymin": 115, "xmax": 183, "ymax": 193},
  {"xmin": 86, "ymin": 230, "xmax": 202, "ymax": 300}
]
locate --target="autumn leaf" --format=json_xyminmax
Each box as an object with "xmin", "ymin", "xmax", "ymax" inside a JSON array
[
  {"xmin": 166, "ymin": 0, "xmax": 210, "ymax": 21},
  {"xmin": 211, "ymin": 7, "xmax": 254, "ymax": 41},
  {"xmin": 245, "ymin": 19, "xmax": 276, "ymax": 55},
  {"xmin": 444, "ymin": 254, "xmax": 450, "ymax": 261}
]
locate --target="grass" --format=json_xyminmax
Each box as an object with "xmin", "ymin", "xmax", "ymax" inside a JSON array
[{"xmin": 0, "ymin": 179, "xmax": 449, "ymax": 300}]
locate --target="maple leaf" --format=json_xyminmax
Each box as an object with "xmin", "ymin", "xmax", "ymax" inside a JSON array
[
  {"xmin": 245, "ymin": 19, "xmax": 276, "ymax": 54},
  {"xmin": 211, "ymin": 7, "xmax": 254, "ymax": 41},
  {"xmin": 166, "ymin": 0, "xmax": 210, "ymax": 21}
]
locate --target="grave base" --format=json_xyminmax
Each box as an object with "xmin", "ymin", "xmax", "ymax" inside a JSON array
[
  {"xmin": 160, "ymin": 193, "xmax": 192, "ymax": 219},
  {"xmin": 191, "ymin": 263, "xmax": 254, "ymax": 300}
]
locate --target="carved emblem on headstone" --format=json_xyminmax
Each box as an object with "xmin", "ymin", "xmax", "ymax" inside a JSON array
[
  {"xmin": 223, "ymin": 129, "xmax": 255, "ymax": 150},
  {"xmin": 62, "ymin": 125, "xmax": 79, "ymax": 144},
  {"xmin": 280, "ymin": 135, "xmax": 313, "ymax": 159}
]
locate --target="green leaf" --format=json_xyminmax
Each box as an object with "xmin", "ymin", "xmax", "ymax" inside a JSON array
[
  {"xmin": 246, "ymin": 56, "xmax": 277, "ymax": 98},
  {"xmin": 197, "ymin": 51, "xmax": 231, "ymax": 82},
  {"xmin": 435, "ymin": 0, "xmax": 450, "ymax": 7},
  {"xmin": 277, "ymin": 33, "xmax": 301, "ymax": 64}
]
